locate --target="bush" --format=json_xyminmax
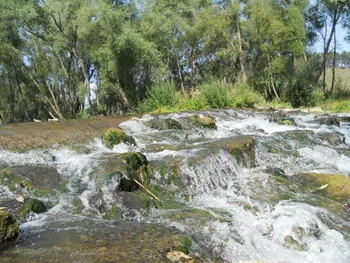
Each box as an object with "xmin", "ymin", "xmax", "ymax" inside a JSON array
[
  {"xmin": 286, "ymin": 59, "xmax": 321, "ymax": 108},
  {"xmin": 232, "ymin": 84, "xmax": 262, "ymax": 108},
  {"xmin": 177, "ymin": 94, "xmax": 209, "ymax": 111},
  {"xmin": 198, "ymin": 80, "xmax": 233, "ymax": 108},
  {"xmin": 141, "ymin": 82, "xmax": 177, "ymax": 112},
  {"xmin": 77, "ymin": 109, "xmax": 92, "ymax": 119}
]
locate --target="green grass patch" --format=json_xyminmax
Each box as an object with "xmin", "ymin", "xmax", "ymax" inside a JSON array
[{"xmin": 321, "ymin": 99, "xmax": 350, "ymax": 113}]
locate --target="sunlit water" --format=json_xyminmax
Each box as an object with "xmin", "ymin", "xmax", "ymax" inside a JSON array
[{"xmin": 1, "ymin": 109, "xmax": 350, "ymax": 262}]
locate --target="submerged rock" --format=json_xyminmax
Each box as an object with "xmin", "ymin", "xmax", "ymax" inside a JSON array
[
  {"xmin": 0, "ymin": 210, "xmax": 20, "ymax": 251},
  {"xmin": 0, "ymin": 218, "xmax": 203, "ymax": 263},
  {"xmin": 291, "ymin": 173, "xmax": 350, "ymax": 204},
  {"xmin": 319, "ymin": 116, "xmax": 340, "ymax": 127},
  {"xmin": 148, "ymin": 118, "xmax": 183, "ymax": 130},
  {"xmin": 205, "ymin": 136, "xmax": 256, "ymax": 167},
  {"xmin": 102, "ymin": 127, "xmax": 136, "ymax": 149}
]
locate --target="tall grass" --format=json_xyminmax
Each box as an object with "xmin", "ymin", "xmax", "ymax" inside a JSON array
[
  {"xmin": 140, "ymin": 82, "xmax": 177, "ymax": 112},
  {"xmin": 140, "ymin": 80, "xmax": 264, "ymax": 114}
]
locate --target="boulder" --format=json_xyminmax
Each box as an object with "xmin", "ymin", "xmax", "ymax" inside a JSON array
[
  {"xmin": 102, "ymin": 128, "xmax": 136, "ymax": 149},
  {"xmin": 148, "ymin": 118, "xmax": 183, "ymax": 130},
  {"xmin": 290, "ymin": 173, "xmax": 350, "ymax": 204},
  {"xmin": 189, "ymin": 115, "xmax": 217, "ymax": 129},
  {"xmin": 0, "ymin": 210, "xmax": 20, "ymax": 251},
  {"xmin": 319, "ymin": 116, "xmax": 340, "ymax": 127}
]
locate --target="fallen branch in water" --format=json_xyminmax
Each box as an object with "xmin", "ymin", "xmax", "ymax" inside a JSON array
[{"xmin": 133, "ymin": 179, "xmax": 160, "ymax": 201}]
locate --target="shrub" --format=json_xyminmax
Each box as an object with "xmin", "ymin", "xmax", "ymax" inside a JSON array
[
  {"xmin": 232, "ymin": 84, "xmax": 262, "ymax": 108},
  {"xmin": 141, "ymin": 82, "xmax": 177, "ymax": 112},
  {"xmin": 77, "ymin": 109, "xmax": 92, "ymax": 119},
  {"xmin": 177, "ymin": 94, "xmax": 209, "ymax": 111},
  {"xmin": 198, "ymin": 80, "xmax": 233, "ymax": 108}
]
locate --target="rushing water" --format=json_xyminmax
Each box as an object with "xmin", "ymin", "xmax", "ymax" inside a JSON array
[{"xmin": 1, "ymin": 109, "xmax": 350, "ymax": 263}]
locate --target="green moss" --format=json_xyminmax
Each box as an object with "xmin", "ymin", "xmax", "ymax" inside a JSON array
[
  {"xmin": 0, "ymin": 168, "xmax": 32, "ymax": 192},
  {"xmin": 102, "ymin": 128, "xmax": 136, "ymax": 149},
  {"xmin": 18, "ymin": 199, "xmax": 47, "ymax": 220},
  {"xmin": 71, "ymin": 198, "xmax": 85, "ymax": 215},
  {"xmin": 32, "ymin": 188, "xmax": 56, "ymax": 198},
  {"xmin": 190, "ymin": 115, "xmax": 217, "ymax": 129},
  {"xmin": 0, "ymin": 210, "xmax": 20, "ymax": 251},
  {"xmin": 178, "ymin": 236, "xmax": 192, "ymax": 254},
  {"xmin": 216, "ymin": 136, "xmax": 256, "ymax": 167},
  {"xmin": 291, "ymin": 173, "xmax": 350, "ymax": 203},
  {"xmin": 278, "ymin": 118, "xmax": 296, "ymax": 125},
  {"xmin": 106, "ymin": 152, "xmax": 150, "ymax": 192},
  {"xmin": 69, "ymin": 145, "xmax": 93, "ymax": 154},
  {"xmin": 283, "ymin": 235, "xmax": 307, "ymax": 251},
  {"xmin": 148, "ymin": 118, "xmax": 183, "ymax": 130},
  {"xmin": 103, "ymin": 203, "xmax": 123, "ymax": 220},
  {"xmin": 162, "ymin": 209, "xmax": 215, "ymax": 228}
]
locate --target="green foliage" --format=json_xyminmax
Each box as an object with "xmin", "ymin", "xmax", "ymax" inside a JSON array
[
  {"xmin": 286, "ymin": 59, "xmax": 321, "ymax": 108},
  {"xmin": 140, "ymin": 82, "xmax": 177, "ymax": 112},
  {"xmin": 232, "ymin": 84, "xmax": 262, "ymax": 108},
  {"xmin": 177, "ymin": 95, "xmax": 209, "ymax": 111},
  {"xmin": 198, "ymin": 80, "xmax": 233, "ymax": 108},
  {"xmin": 77, "ymin": 109, "xmax": 92, "ymax": 119}
]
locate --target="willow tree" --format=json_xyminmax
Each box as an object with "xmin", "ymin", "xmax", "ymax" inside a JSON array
[{"xmin": 245, "ymin": 0, "xmax": 306, "ymax": 103}]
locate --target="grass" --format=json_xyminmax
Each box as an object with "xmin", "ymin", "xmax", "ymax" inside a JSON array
[{"xmin": 325, "ymin": 68, "xmax": 350, "ymax": 93}]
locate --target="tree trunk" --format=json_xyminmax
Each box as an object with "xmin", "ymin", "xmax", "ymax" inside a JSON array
[
  {"xmin": 267, "ymin": 54, "xmax": 280, "ymax": 101},
  {"xmin": 177, "ymin": 57, "xmax": 186, "ymax": 98},
  {"xmin": 0, "ymin": 111, "xmax": 5, "ymax": 125},
  {"xmin": 331, "ymin": 24, "xmax": 337, "ymax": 95},
  {"xmin": 236, "ymin": 19, "xmax": 246, "ymax": 82}
]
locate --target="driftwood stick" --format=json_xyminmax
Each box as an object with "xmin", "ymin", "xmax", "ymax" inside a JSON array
[{"xmin": 133, "ymin": 179, "xmax": 160, "ymax": 201}]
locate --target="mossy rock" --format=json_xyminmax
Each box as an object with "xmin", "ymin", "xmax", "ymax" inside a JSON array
[
  {"xmin": 207, "ymin": 136, "xmax": 256, "ymax": 167},
  {"xmin": 0, "ymin": 210, "xmax": 20, "ymax": 251},
  {"xmin": 0, "ymin": 168, "xmax": 32, "ymax": 193},
  {"xmin": 102, "ymin": 128, "xmax": 136, "ymax": 149},
  {"xmin": 283, "ymin": 235, "xmax": 307, "ymax": 251},
  {"xmin": 290, "ymin": 173, "xmax": 350, "ymax": 204},
  {"xmin": 100, "ymin": 152, "xmax": 150, "ymax": 192},
  {"xmin": 190, "ymin": 115, "xmax": 217, "ymax": 129},
  {"xmin": 148, "ymin": 118, "xmax": 183, "ymax": 130},
  {"xmin": 162, "ymin": 209, "xmax": 216, "ymax": 229},
  {"xmin": 18, "ymin": 199, "xmax": 47, "ymax": 220},
  {"xmin": 277, "ymin": 118, "xmax": 296, "ymax": 126}
]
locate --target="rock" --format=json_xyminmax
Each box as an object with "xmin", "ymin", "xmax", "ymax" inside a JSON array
[
  {"xmin": 205, "ymin": 136, "xmax": 256, "ymax": 167},
  {"xmin": 290, "ymin": 173, "xmax": 350, "ymax": 204},
  {"xmin": 270, "ymin": 117, "xmax": 296, "ymax": 126},
  {"xmin": 148, "ymin": 118, "xmax": 183, "ymax": 130},
  {"xmin": 283, "ymin": 235, "xmax": 307, "ymax": 251},
  {"xmin": 189, "ymin": 115, "xmax": 217, "ymax": 129},
  {"xmin": 98, "ymin": 152, "xmax": 149, "ymax": 192},
  {"xmin": 0, "ymin": 210, "xmax": 20, "ymax": 251},
  {"xmin": 0, "ymin": 218, "xmax": 201, "ymax": 263},
  {"xmin": 18, "ymin": 199, "xmax": 47, "ymax": 220},
  {"xmin": 117, "ymin": 152, "xmax": 149, "ymax": 192},
  {"xmin": 166, "ymin": 251, "xmax": 192, "ymax": 263},
  {"xmin": 319, "ymin": 116, "xmax": 340, "ymax": 127},
  {"xmin": 102, "ymin": 128, "xmax": 136, "ymax": 149}
]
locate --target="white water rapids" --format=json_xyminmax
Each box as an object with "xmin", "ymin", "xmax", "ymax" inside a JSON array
[{"xmin": 1, "ymin": 109, "xmax": 350, "ymax": 263}]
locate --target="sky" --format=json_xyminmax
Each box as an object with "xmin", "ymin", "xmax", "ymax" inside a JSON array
[{"xmin": 314, "ymin": 24, "xmax": 350, "ymax": 52}]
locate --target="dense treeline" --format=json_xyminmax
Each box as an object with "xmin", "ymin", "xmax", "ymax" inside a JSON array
[{"xmin": 0, "ymin": 0, "xmax": 349, "ymax": 123}]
